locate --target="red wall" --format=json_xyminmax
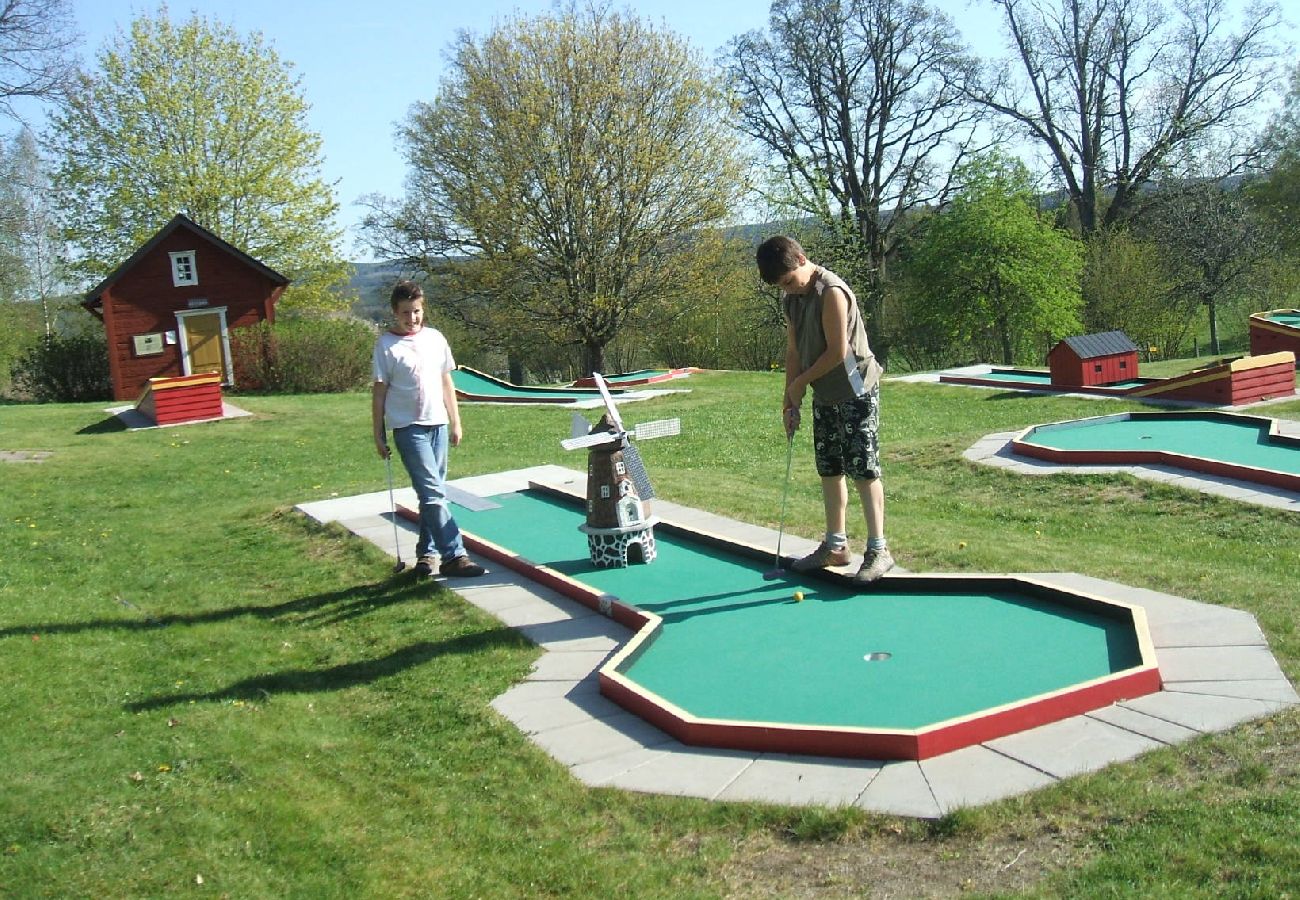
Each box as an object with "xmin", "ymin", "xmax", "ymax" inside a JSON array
[
  {"xmin": 1049, "ymin": 347, "xmax": 1139, "ymax": 387},
  {"xmin": 101, "ymin": 226, "xmax": 283, "ymax": 400}
]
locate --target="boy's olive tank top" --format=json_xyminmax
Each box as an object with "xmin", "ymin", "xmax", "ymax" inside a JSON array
[{"xmin": 783, "ymin": 266, "xmax": 881, "ymax": 404}]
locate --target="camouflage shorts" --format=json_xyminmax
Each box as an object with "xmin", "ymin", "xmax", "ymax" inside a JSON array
[{"xmin": 812, "ymin": 385, "xmax": 881, "ymax": 480}]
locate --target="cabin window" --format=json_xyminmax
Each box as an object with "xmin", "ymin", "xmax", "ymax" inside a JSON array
[
  {"xmin": 1094, "ymin": 363, "xmax": 1102, "ymax": 373},
  {"xmin": 1119, "ymin": 360, "xmax": 1128, "ymax": 370},
  {"xmin": 170, "ymin": 251, "xmax": 198, "ymax": 287}
]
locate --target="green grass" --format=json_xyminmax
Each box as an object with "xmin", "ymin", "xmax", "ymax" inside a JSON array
[{"xmin": 2, "ymin": 371, "xmax": 1299, "ymax": 898}]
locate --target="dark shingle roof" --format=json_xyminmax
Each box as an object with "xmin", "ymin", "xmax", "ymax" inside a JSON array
[{"xmin": 1060, "ymin": 331, "xmax": 1138, "ymax": 359}]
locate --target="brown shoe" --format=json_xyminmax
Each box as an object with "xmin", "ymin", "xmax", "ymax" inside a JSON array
[
  {"xmin": 440, "ymin": 555, "xmax": 487, "ymax": 577},
  {"xmin": 790, "ymin": 542, "xmax": 852, "ymax": 572},
  {"xmin": 854, "ymin": 547, "xmax": 895, "ymax": 585}
]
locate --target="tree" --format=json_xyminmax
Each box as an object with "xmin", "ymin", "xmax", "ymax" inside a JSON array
[
  {"xmin": 0, "ymin": 0, "xmax": 78, "ymax": 119},
  {"xmin": 45, "ymin": 12, "xmax": 350, "ymax": 311},
  {"xmin": 1249, "ymin": 63, "xmax": 1300, "ymax": 256},
  {"xmin": 1080, "ymin": 226, "xmax": 1190, "ymax": 358},
  {"xmin": 901, "ymin": 153, "xmax": 1083, "ymax": 365},
  {"xmin": 970, "ymin": 0, "xmax": 1283, "ymax": 237},
  {"xmin": 1133, "ymin": 179, "xmax": 1273, "ymax": 354},
  {"xmin": 724, "ymin": 0, "xmax": 987, "ymax": 364},
  {"xmin": 0, "ymin": 128, "xmax": 67, "ymax": 333},
  {"xmin": 363, "ymin": 5, "xmax": 745, "ymax": 376}
]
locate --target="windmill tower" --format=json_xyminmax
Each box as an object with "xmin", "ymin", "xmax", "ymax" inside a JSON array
[{"xmin": 561, "ymin": 373, "xmax": 680, "ymax": 568}]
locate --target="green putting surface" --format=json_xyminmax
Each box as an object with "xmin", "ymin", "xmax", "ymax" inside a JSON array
[
  {"xmin": 451, "ymin": 367, "xmax": 623, "ymax": 401},
  {"xmin": 974, "ymin": 369, "xmax": 1151, "ymax": 390},
  {"xmin": 1262, "ymin": 311, "xmax": 1300, "ymax": 328},
  {"xmin": 1023, "ymin": 414, "xmax": 1300, "ymax": 475},
  {"xmin": 453, "ymin": 491, "xmax": 1142, "ymax": 729}
]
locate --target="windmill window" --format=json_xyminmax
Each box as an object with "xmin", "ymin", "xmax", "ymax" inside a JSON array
[{"xmin": 170, "ymin": 251, "xmax": 198, "ymax": 287}]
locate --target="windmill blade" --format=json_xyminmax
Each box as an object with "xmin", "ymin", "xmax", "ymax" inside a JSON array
[
  {"xmin": 560, "ymin": 431, "xmax": 619, "ymax": 451},
  {"xmin": 570, "ymin": 412, "xmax": 591, "ymax": 441},
  {"xmin": 592, "ymin": 372, "xmax": 625, "ymax": 433},
  {"xmin": 631, "ymin": 417, "xmax": 680, "ymax": 441}
]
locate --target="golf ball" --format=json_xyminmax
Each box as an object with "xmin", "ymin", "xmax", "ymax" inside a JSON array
[
  {"xmin": 793, "ymin": 591, "xmax": 804, "ymax": 602},
  {"xmin": 958, "ymin": 541, "xmax": 967, "ymax": 549}
]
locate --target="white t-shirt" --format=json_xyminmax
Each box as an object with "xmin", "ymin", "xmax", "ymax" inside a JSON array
[{"xmin": 372, "ymin": 327, "xmax": 455, "ymax": 430}]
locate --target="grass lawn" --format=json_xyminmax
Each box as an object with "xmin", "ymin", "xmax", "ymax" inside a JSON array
[{"xmin": 2, "ymin": 370, "xmax": 1298, "ymax": 898}]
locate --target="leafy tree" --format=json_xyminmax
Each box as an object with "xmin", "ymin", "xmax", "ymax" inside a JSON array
[
  {"xmin": 0, "ymin": 128, "xmax": 67, "ymax": 333},
  {"xmin": 970, "ymin": 0, "xmax": 1283, "ymax": 236},
  {"xmin": 901, "ymin": 153, "xmax": 1083, "ymax": 365},
  {"xmin": 1080, "ymin": 226, "xmax": 1190, "ymax": 359},
  {"xmin": 1133, "ymin": 179, "xmax": 1274, "ymax": 354},
  {"xmin": 1250, "ymin": 63, "xmax": 1300, "ymax": 256},
  {"xmin": 45, "ymin": 12, "xmax": 350, "ymax": 311},
  {"xmin": 0, "ymin": 0, "xmax": 78, "ymax": 119},
  {"xmin": 724, "ymin": 0, "xmax": 986, "ymax": 365},
  {"xmin": 363, "ymin": 5, "xmax": 745, "ymax": 376}
]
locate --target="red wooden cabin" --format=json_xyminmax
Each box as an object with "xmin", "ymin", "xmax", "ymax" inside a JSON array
[
  {"xmin": 1048, "ymin": 331, "xmax": 1139, "ymax": 388},
  {"xmin": 83, "ymin": 214, "xmax": 290, "ymax": 401}
]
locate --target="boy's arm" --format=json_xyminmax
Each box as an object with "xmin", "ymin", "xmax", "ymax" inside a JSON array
[
  {"xmin": 372, "ymin": 381, "xmax": 390, "ymax": 458},
  {"xmin": 442, "ymin": 370, "xmax": 463, "ymax": 447},
  {"xmin": 784, "ymin": 287, "xmax": 851, "ymax": 407}
]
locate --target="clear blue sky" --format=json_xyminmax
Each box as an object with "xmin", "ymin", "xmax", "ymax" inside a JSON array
[{"xmin": 47, "ymin": 1, "xmax": 1279, "ymax": 262}]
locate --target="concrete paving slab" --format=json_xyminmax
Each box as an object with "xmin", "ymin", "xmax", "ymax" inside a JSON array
[
  {"xmin": 526, "ymin": 711, "xmax": 676, "ymax": 767},
  {"xmin": 516, "ymin": 616, "xmax": 627, "ymax": 654},
  {"xmin": 855, "ymin": 762, "xmax": 942, "ymax": 819},
  {"xmin": 297, "ymin": 490, "xmax": 389, "ymax": 523},
  {"xmin": 1165, "ymin": 679, "xmax": 1300, "ymax": 703},
  {"xmin": 1156, "ymin": 645, "xmax": 1289, "ymax": 683},
  {"xmin": 569, "ymin": 744, "xmax": 679, "ymax": 787},
  {"xmin": 526, "ymin": 649, "xmax": 614, "ymax": 682},
  {"xmin": 718, "ymin": 754, "xmax": 883, "ymax": 807},
  {"xmin": 921, "ymin": 746, "xmax": 1058, "ymax": 813},
  {"xmin": 453, "ymin": 580, "xmax": 564, "ymax": 615},
  {"xmin": 987, "ymin": 714, "xmax": 1165, "ymax": 778},
  {"xmin": 1120, "ymin": 690, "xmax": 1289, "ymax": 734},
  {"xmin": 490, "ymin": 683, "xmax": 626, "ymax": 735},
  {"xmin": 600, "ymin": 746, "xmax": 756, "ymax": 799},
  {"xmin": 1086, "ymin": 704, "xmax": 1203, "ymax": 745},
  {"xmin": 1147, "ymin": 614, "xmax": 1267, "ymax": 649}
]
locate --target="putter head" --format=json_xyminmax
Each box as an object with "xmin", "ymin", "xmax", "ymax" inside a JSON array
[
  {"xmin": 393, "ymin": 560, "xmax": 407, "ymax": 574},
  {"xmin": 762, "ymin": 568, "xmax": 783, "ymax": 581}
]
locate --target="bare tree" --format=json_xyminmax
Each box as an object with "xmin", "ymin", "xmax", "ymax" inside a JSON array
[
  {"xmin": 724, "ymin": 0, "xmax": 987, "ymax": 361},
  {"xmin": 970, "ymin": 0, "xmax": 1283, "ymax": 236},
  {"xmin": 0, "ymin": 0, "xmax": 78, "ymax": 118}
]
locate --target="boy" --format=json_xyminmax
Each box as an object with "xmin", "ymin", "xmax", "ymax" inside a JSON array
[
  {"xmin": 756, "ymin": 235, "xmax": 894, "ymax": 584},
  {"xmin": 372, "ymin": 280, "xmax": 486, "ymax": 578}
]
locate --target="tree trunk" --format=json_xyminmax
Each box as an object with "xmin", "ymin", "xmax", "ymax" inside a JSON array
[
  {"xmin": 1206, "ymin": 297, "xmax": 1220, "ymax": 356},
  {"xmin": 582, "ymin": 340, "xmax": 605, "ymax": 378},
  {"xmin": 507, "ymin": 355, "xmax": 524, "ymax": 385}
]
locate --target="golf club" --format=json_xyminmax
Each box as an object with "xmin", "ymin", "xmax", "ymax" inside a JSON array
[
  {"xmin": 763, "ymin": 429, "xmax": 797, "ymax": 580},
  {"xmin": 384, "ymin": 448, "xmax": 407, "ymax": 574}
]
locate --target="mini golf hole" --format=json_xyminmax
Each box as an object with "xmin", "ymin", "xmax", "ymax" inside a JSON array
[{"xmin": 863, "ymin": 651, "xmax": 892, "ymax": 662}]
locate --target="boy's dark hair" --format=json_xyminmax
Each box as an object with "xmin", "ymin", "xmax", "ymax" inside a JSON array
[
  {"xmin": 755, "ymin": 235, "xmax": 806, "ymax": 285},
  {"xmin": 390, "ymin": 279, "xmax": 424, "ymax": 309}
]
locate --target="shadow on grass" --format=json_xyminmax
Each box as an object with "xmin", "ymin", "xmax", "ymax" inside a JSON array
[
  {"xmin": 76, "ymin": 415, "xmax": 128, "ymax": 434},
  {"xmin": 0, "ymin": 576, "xmax": 436, "ymax": 639},
  {"xmin": 125, "ymin": 627, "xmax": 525, "ymax": 711}
]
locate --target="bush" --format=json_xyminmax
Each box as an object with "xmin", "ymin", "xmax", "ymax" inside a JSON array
[
  {"xmin": 230, "ymin": 316, "xmax": 377, "ymax": 394},
  {"xmin": 9, "ymin": 332, "xmax": 112, "ymax": 402}
]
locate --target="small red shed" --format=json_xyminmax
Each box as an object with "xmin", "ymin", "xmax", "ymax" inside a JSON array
[
  {"xmin": 1048, "ymin": 331, "xmax": 1140, "ymax": 388},
  {"xmin": 83, "ymin": 214, "xmax": 290, "ymax": 401}
]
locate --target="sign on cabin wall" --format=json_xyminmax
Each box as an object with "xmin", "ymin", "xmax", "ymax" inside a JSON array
[{"xmin": 132, "ymin": 332, "xmax": 165, "ymax": 357}]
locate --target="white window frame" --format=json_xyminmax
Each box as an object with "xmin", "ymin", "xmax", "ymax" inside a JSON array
[
  {"xmin": 174, "ymin": 306, "xmax": 234, "ymax": 386},
  {"xmin": 169, "ymin": 250, "xmax": 199, "ymax": 287}
]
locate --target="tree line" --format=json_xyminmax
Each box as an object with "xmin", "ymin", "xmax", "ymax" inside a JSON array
[{"xmin": 0, "ymin": 0, "xmax": 1296, "ymax": 395}]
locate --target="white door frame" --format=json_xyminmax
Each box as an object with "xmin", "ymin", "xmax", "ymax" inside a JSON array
[{"xmin": 175, "ymin": 306, "xmax": 235, "ymax": 386}]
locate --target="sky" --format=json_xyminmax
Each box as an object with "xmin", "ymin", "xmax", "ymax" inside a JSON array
[{"xmin": 44, "ymin": 1, "xmax": 1282, "ymax": 262}]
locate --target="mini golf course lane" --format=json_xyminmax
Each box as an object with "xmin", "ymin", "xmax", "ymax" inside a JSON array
[
  {"xmin": 1013, "ymin": 411, "xmax": 1300, "ymax": 493},
  {"xmin": 451, "ymin": 366, "xmax": 630, "ymax": 404},
  {"xmin": 448, "ymin": 487, "xmax": 1160, "ymax": 759}
]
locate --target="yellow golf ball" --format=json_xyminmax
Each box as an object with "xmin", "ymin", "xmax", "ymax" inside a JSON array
[
  {"xmin": 793, "ymin": 591, "xmax": 804, "ymax": 602},
  {"xmin": 958, "ymin": 541, "xmax": 967, "ymax": 549}
]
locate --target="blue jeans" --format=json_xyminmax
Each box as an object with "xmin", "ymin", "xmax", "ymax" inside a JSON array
[{"xmin": 391, "ymin": 423, "xmax": 466, "ymax": 561}]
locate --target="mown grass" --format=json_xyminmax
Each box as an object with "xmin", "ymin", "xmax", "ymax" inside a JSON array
[{"xmin": 1, "ymin": 370, "xmax": 1298, "ymax": 898}]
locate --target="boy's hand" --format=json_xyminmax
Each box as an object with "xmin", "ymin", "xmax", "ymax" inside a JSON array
[{"xmin": 783, "ymin": 406, "xmax": 801, "ymax": 438}]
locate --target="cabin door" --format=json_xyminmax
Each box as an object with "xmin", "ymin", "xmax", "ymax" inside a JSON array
[{"xmin": 176, "ymin": 307, "xmax": 233, "ymax": 384}]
